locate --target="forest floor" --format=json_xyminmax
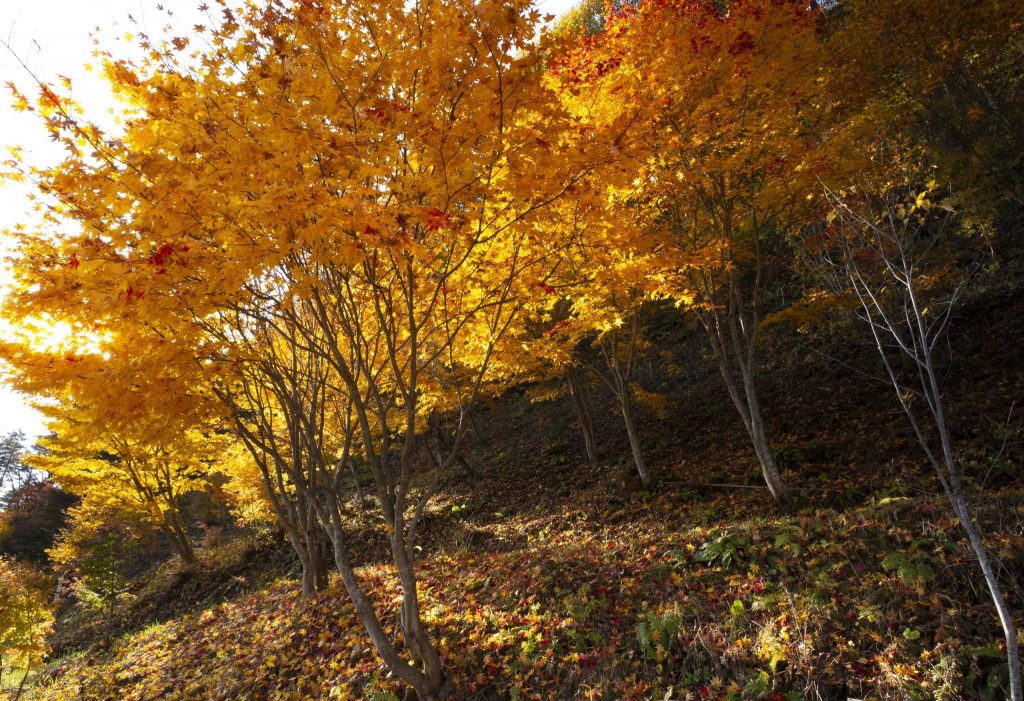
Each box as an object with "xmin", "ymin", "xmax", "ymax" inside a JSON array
[{"xmin": 23, "ymin": 283, "xmax": 1024, "ymax": 701}]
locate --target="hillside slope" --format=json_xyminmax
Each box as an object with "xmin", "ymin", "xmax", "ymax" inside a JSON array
[{"xmin": 29, "ymin": 286, "xmax": 1024, "ymax": 701}]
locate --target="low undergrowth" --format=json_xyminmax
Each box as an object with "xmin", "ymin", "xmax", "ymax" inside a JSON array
[{"xmin": 31, "ymin": 482, "xmax": 1024, "ymax": 700}]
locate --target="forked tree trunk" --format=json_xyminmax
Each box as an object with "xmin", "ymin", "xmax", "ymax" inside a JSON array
[
  {"xmin": 738, "ymin": 364, "xmax": 790, "ymax": 508},
  {"xmin": 608, "ymin": 360, "xmax": 651, "ymax": 488},
  {"xmin": 599, "ymin": 309, "xmax": 653, "ymax": 488},
  {"xmin": 275, "ymin": 507, "xmax": 331, "ymax": 597},
  {"xmin": 162, "ymin": 508, "xmax": 197, "ymax": 565},
  {"xmin": 392, "ymin": 525, "xmax": 448, "ymax": 697},
  {"xmin": 258, "ymin": 452, "xmax": 333, "ymax": 598},
  {"xmin": 699, "ymin": 309, "xmax": 791, "ymax": 509},
  {"xmin": 566, "ymin": 367, "xmax": 599, "ymax": 464},
  {"xmin": 319, "ymin": 505, "xmax": 450, "ymax": 700},
  {"xmin": 299, "ymin": 501, "xmax": 331, "ymax": 596},
  {"xmin": 223, "ymin": 397, "xmax": 333, "ymax": 597},
  {"xmin": 820, "ymin": 188, "xmax": 1021, "ymax": 700}
]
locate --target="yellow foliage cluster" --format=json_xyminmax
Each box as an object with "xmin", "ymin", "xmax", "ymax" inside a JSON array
[
  {"xmin": 0, "ymin": 557, "xmax": 53, "ymax": 676},
  {"xmin": 0, "ymin": 0, "xmax": 1019, "ymax": 695}
]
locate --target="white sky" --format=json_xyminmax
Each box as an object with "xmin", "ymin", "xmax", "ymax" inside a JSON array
[
  {"xmin": 0, "ymin": 0, "xmax": 577, "ymax": 446},
  {"xmin": 0, "ymin": 0, "xmax": 200, "ymax": 444}
]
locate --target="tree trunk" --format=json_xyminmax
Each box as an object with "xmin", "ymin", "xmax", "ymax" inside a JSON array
[
  {"xmin": 819, "ymin": 189, "xmax": 1022, "ymax": 699},
  {"xmin": 601, "ymin": 316, "xmax": 652, "ymax": 488},
  {"xmin": 300, "ymin": 552, "xmax": 329, "ymax": 597},
  {"xmin": 619, "ymin": 392, "xmax": 651, "ymax": 488},
  {"xmin": 393, "ymin": 529, "xmax": 449, "ymax": 698},
  {"xmin": 954, "ymin": 496, "xmax": 1022, "ymax": 700},
  {"xmin": 322, "ymin": 514, "xmax": 448, "ymax": 700},
  {"xmin": 162, "ymin": 509, "xmax": 197, "ymax": 565},
  {"xmin": 928, "ymin": 362, "xmax": 1022, "ymax": 701},
  {"xmin": 427, "ymin": 419, "xmax": 476, "ymax": 481},
  {"xmin": 739, "ymin": 365, "xmax": 791, "ymax": 509},
  {"xmin": 12, "ymin": 664, "xmax": 30, "ymax": 701},
  {"xmin": 566, "ymin": 367, "xmax": 599, "ymax": 465},
  {"xmin": 347, "ymin": 459, "xmax": 371, "ymax": 510},
  {"xmin": 700, "ymin": 311, "xmax": 791, "ymax": 509},
  {"xmin": 299, "ymin": 525, "xmax": 331, "ymax": 597}
]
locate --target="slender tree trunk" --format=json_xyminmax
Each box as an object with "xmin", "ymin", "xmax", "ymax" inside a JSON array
[
  {"xmin": 885, "ymin": 355, "xmax": 1022, "ymax": 699},
  {"xmin": 299, "ymin": 501, "xmax": 331, "ymax": 596},
  {"xmin": 393, "ymin": 529, "xmax": 448, "ymax": 697},
  {"xmin": 700, "ymin": 311, "xmax": 791, "ymax": 508},
  {"xmin": 619, "ymin": 393, "xmax": 651, "ymax": 488},
  {"xmin": 819, "ymin": 190, "xmax": 1022, "ymax": 699},
  {"xmin": 953, "ymin": 496, "xmax": 1022, "ymax": 699},
  {"xmin": 566, "ymin": 367, "xmax": 599, "ymax": 464},
  {"xmin": 12, "ymin": 664, "xmax": 30, "ymax": 701},
  {"xmin": 162, "ymin": 510, "xmax": 197, "ymax": 565},
  {"xmin": 600, "ymin": 312, "xmax": 652, "ymax": 487},
  {"xmin": 739, "ymin": 364, "xmax": 790, "ymax": 508},
  {"xmin": 347, "ymin": 459, "xmax": 371, "ymax": 510},
  {"xmin": 929, "ymin": 368, "xmax": 1022, "ymax": 701}
]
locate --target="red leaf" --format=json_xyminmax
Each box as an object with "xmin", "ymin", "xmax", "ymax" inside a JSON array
[
  {"xmin": 425, "ymin": 208, "xmax": 450, "ymax": 232},
  {"xmin": 728, "ymin": 31, "xmax": 754, "ymax": 56},
  {"xmin": 148, "ymin": 244, "xmax": 175, "ymax": 267}
]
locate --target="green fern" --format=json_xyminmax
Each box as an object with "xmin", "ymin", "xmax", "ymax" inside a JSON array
[
  {"xmin": 636, "ymin": 605, "xmax": 682, "ymax": 662},
  {"xmin": 695, "ymin": 534, "xmax": 750, "ymax": 568},
  {"xmin": 881, "ymin": 551, "xmax": 934, "ymax": 585}
]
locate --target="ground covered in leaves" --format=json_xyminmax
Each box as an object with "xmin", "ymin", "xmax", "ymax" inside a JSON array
[
  {"xmin": 31, "ymin": 481, "xmax": 1024, "ymax": 700},
  {"xmin": 28, "ymin": 290, "xmax": 1024, "ymax": 700}
]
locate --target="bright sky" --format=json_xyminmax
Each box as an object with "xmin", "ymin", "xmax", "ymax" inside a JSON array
[
  {"xmin": 0, "ymin": 0, "xmax": 577, "ymax": 446},
  {"xmin": 0, "ymin": 0, "xmax": 195, "ymax": 444}
]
